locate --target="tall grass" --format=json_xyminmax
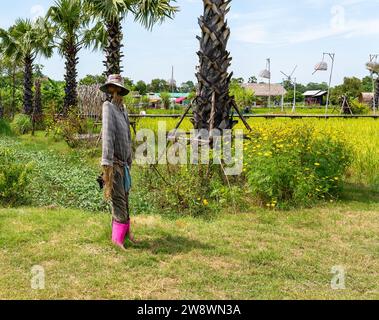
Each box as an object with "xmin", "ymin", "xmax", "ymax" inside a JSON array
[{"xmin": 0, "ymin": 119, "xmax": 13, "ymax": 136}]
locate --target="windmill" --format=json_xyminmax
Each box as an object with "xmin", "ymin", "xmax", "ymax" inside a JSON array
[{"xmin": 280, "ymin": 65, "xmax": 297, "ymax": 113}]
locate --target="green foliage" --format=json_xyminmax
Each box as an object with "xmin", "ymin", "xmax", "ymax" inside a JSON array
[
  {"xmin": 47, "ymin": 110, "xmax": 89, "ymax": 148},
  {"xmin": 361, "ymin": 76, "xmax": 373, "ymax": 92},
  {"xmin": 160, "ymin": 92, "xmax": 171, "ymax": 109},
  {"xmin": 284, "ymin": 89, "xmax": 304, "ymax": 103},
  {"xmin": 135, "ymin": 164, "xmax": 245, "ymax": 217},
  {"xmin": 180, "ymin": 81, "xmax": 195, "ymax": 93},
  {"xmin": 331, "ymin": 77, "xmax": 364, "ymax": 104},
  {"xmin": 0, "ymin": 119, "xmax": 13, "ymax": 136},
  {"xmin": 149, "ymin": 79, "xmax": 170, "ymax": 93},
  {"xmin": 10, "ymin": 114, "xmax": 32, "ymax": 135},
  {"xmin": 79, "ymin": 74, "xmax": 106, "ymax": 86},
  {"xmin": 350, "ymin": 99, "xmax": 370, "ymax": 115},
  {"xmin": 134, "ymin": 80, "xmax": 148, "ymax": 95},
  {"xmin": 0, "ymin": 137, "xmax": 106, "ymax": 211},
  {"xmin": 229, "ymin": 81, "xmax": 255, "ymax": 108},
  {"xmin": 0, "ymin": 147, "xmax": 33, "ymax": 205},
  {"xmin": 41, "ymin": 79, "xmax": 65, "ymax": 114},
  {"xmin": 244, "ymin": 124, "xmax": 352, "ymax": 209}
]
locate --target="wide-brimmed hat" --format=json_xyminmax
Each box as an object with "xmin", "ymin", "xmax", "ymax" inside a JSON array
[{"xmin": 100, "ymin": 74, "xmax": 130, "ymax": 96}]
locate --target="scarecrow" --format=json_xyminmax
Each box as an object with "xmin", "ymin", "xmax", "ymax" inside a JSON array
[{"xmin": 100, "ymin": 74, "xmax": 136, "ymax": 249}]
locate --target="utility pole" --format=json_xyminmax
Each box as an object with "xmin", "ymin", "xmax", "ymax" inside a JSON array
[
  {"xmin": 292, "ymin": 78, "xmax": 297, "ymax": 113},
  {"xmin": 369, "ymin": 54, "xmax": 378, "ymax": 115},
  {"xmin": 268, "ymin": 58, "xmax": 271, "ymax": 109},
  {"xmin": 324, "ymin": 53, "xmax": 335, "ymax": 115},
  {"xmin": 171, "ymin": 65, "xmax": 174, "ymax": 93}
]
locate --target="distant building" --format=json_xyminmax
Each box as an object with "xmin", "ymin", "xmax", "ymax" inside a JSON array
[
  {"xmin": 147, "ymin": 92, "xmax": 190, "ymax": 108},
  {"xmin": 359, "ymin": 92, "xmax": 374, "ymax": 105},
  {"xmin": 242, "ymin": 83, "xmax": 287, "ymax": 97},
  {"xmin": 303, "ymin": 90, "xmax": 327, "ymax": 106},
  {"xmin": 242, "ymin": 83, "xmax": 287, "ymax": 107}
]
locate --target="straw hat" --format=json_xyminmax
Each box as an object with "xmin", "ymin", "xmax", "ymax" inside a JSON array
[{"xmin": 100, "ymin": 74, "xmax": 130, "ymax": 96}]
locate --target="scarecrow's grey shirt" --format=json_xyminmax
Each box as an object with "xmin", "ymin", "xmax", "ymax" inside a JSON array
[{"xmin": 101, "ymin": 101, "xmax": 132, "ymax": 168}]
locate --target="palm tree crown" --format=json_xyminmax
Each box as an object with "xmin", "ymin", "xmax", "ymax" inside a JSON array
[
  {"xmin": 47, "ymin": 0, "xmax": 103, "ymax": 114},
  {"xmin": 0, "ymin": 18, "xmax": 53, "ymax": 115},
  {"xmin": 84, "ymin": 0, "xmax": 179, "ymax": 76}
]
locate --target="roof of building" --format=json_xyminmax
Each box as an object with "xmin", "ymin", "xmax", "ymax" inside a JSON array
[
  {"xmin": 242, "ymin": 83, "xmax": 287, "ymax": 97},
  {"xmin": 360, "ymin": 92, "xmax": 374, "ymax": 104},
  {"xmin": 303, "ymin": 90, "xmax": 327, "ymax": 97},
  {"xmin": 155, "ymin": 93, "xmax": 190, "ymax": 98}
]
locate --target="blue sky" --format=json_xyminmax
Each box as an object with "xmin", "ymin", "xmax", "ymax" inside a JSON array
[{"xmin": 1, "ymin": 0, "xmax": 379, "ymax": 86}]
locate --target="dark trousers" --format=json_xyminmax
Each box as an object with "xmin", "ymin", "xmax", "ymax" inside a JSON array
[{"xmin": 111, "ymin": 165, "xmax": 130, "ymax": 224}]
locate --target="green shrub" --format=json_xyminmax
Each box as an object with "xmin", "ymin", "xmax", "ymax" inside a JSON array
[
  {"xmin": 350, "ymin": 99, "xmax": 370, "ymax": 115},
  {"xmin": 244, "ymin": 124, "xmax": 352, "ymax": 209},
  {"xmin": 0, "ymin": 148, "xmax": 33, "ymax": 205},
  {"xmin": 134, "ymin": 164, "xmax": 245, "ymax": 217},
  {"xmin": 46, "ymin": 111, "xmax": 89, "ymax": 148},
  {"xmin": 11, "ymin": 114, "xmax": 32, "ymax": 135},
  {"xmin": 0, "ymin": 119, "xmax": 13, "ymax": 136}
]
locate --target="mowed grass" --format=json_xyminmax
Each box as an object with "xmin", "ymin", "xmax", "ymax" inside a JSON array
[{"xmin": 0, "ymin": 195, "xmax": 378, "ymax": 300}]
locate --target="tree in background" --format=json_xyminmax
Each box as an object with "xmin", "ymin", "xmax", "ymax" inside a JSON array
[
  {"xmin": 32, "ymin": 65, "xmax": 45, "ymax": 128},
  {"xmin": 149, "ymin": 79, "xmax": 170, "ymax": 92},
  {"xmin": 85, "ymin": 0, "xmax": 178, "ymax": 77},
  {"xmin": 331, "ymin": 77, "xmax": 363, "ymax": 105},
  {"xmin": 79, "ymin": 74, "xmax": 106, "ymax": 86},
  {"xmin": 0, "ymin": 18, "xmax": 53, "ymax": 115},
  {"xmin": 305, "ymin": 82, "xmax": 328, "ymax": 92},
  {"xmin": 180, "ymin": 80, "xmax": 195, "ymax": 93},
  {"xmin": 361, "ymin": 76, "xmax": 373, "ymax": 92},
  {"xmin": 160, "ymin": 92, "xmax": 171, "ymax": 109},
  {"xmin": 135, "ymin": 80, "xmax": 148, "ymax": 95},
  {"xmin": 47, "ymin": 0, "xmax": 105, "ymax": 115},
  {"xmin": 229, "ymin": 80, "xmax": 255, "ymax": 110}
]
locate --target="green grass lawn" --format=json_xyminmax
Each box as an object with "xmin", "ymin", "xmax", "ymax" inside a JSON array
[{"xmin": 0, "ymin": 192, "xmax": 378, "ymax": 300}]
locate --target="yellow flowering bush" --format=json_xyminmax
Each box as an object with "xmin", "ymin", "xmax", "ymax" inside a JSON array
[{"xmin": 244, "ymin": 123, "xmax": 352, "ymax": 209}]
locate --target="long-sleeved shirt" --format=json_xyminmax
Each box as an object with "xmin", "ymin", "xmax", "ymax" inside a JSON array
[{"xmin": 101, "ymin": 101, "xmax": 133, "ymax": 168}]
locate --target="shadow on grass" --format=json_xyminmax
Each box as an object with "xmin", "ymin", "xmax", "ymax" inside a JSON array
[
  {"xmin": 130, "ymin": 233, "xmax": 215, "ymax": 255},
  {"xmin": 341, "ymin": 183, "xmax": 379, "ymax": 204}
]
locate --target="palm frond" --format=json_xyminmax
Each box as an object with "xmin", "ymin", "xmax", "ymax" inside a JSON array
[
  {"xmin": 131, "ymin": 0, "xmax": 179, "ymax": 30},
  {"xmin": 84, "ymin": 0, "xmax": 129, "ymax": 22}
]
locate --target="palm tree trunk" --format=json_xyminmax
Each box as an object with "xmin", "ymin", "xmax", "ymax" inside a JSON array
[
  {"xmin": 23, "ymin": 53, "xmax": 34, "ymax": 115},
  {"xmin": 194, "ymin": 0, "xmax": 233, "ymax": 131},
  {"xmin": 11, "ymin": 65, "xmax": 16, "ymax": 118},
  {"xmin": 63, "ymin": 42, "xmax": 79, "ymax": 115},
  {"xmin": 33, "ymin": 78, "xmax": 43, "ymax": 132},
  {"xmin": 104, "ymin": 18, "xmax": 124, "ymax": 76}
]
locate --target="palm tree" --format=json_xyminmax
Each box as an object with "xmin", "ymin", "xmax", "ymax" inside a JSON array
[
  {"xmin": 84, "ymin": 0, "xmax": 178, "ymax": 77},
  {"xmin": 47, "ymin": 0, "xmax": 104, "ymax": 115},
  {"xmin": 0, "ymin": 19, "xmax": 53, "ymax": 115},
  {"xmin": 194, "ymin": 0, "xmax": 233, "ymax": 131}
]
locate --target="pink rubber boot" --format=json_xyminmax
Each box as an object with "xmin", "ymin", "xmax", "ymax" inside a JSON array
[{"xmin": 112, "ymin": 221, "xmax": 130, "ymax": 249}]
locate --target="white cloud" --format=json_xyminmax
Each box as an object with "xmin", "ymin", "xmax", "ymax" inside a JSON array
[
  {"xmin": 30, "ymin": 5, "xmax": 45, "ymax": 22},
  {"xmin": 233, "ymin": 1, "xmax": 379, "ymax": 46}
]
